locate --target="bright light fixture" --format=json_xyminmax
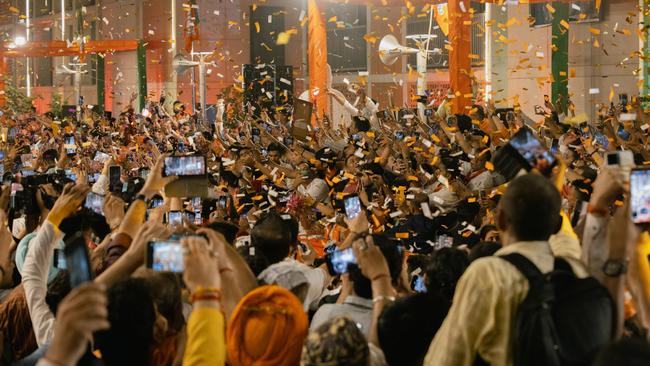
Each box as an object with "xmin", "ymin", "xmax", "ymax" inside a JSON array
[{"xmin": 14, "ymin": 36, "xmax": 26, "ymax": 46}]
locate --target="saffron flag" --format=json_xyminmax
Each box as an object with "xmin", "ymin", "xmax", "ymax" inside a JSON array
[
  {"xmin": 435, "ymin": 3, "xmax": 449, "ymax": 36},
  {"xmin": 308, "ymin": 0, "xmax": 328, "ymax": 121},
  {"xmin": 184, "ymin": 0, "xmax": 200, "ymax": 53}
]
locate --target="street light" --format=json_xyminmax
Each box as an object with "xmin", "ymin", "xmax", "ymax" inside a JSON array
[{"xmin": 14, "ymin": 36, "xmax": 26, "ymax": 46}]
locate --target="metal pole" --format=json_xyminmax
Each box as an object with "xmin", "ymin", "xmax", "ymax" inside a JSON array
[
  {"xmin": 25, "ymin": 0, "xmax": 30, "ymax": 97},
  {"xmin": 198, "ymin": 56, "xmax": 206, "ymax": 126},
  {"xmin": 74, "ymin": 64, "xmax": 81, "ymax": 122}
]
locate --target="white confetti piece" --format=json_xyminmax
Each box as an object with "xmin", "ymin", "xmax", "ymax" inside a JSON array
[{"xmin": 589, "ymin": 88, "xmax": 600, "ymax": 94}]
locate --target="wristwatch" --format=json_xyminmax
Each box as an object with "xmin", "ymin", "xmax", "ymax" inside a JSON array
[{"xmin": 602, "ymin": 259, "xmax": 628, "ymax": 277}]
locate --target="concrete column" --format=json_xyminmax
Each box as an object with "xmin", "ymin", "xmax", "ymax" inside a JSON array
[
  {"xmin": 551, "ymin": 1, "xmax": 569, "ymax": 113},
  {"xmin": 485, "ymin": 3, "xmax": 508, "ymax": 107}
]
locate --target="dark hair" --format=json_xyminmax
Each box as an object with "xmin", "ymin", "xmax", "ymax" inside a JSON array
[
  {"xmin": 267, "ymin": 142, "xmax": 286, "ymax": 155},
  {"xmin": 468, "ymin": 241, "xmax": 502, "ymax": 262},
  {"xmin": 251, "ymin": 212, "xmax": 293, "ymax": 264},
  {"xmin": 378, "ymin": 293, "xmax": 450, "ymax": 366},
  {"xmin": 140, "ymin": 272, "xmax": 184, "ymax": 334},
  {"xmin": 499, "ymin": 174, "xmax": 562, "ymax": 241},
  {"xmin": 424, "ymin": 247, "xmax": 469, "ymax": 302},
  {"xmin": 353, "ymin": 116, "xmax": 370, "ymax": 132},
  {"xmin": 479, "ymin": 224, "xmax": 498, "ymax": 241},
  {"xmin": 206, "ymin": 221, "xmax": 240, "ymax": 245},
  {"xmin": 95, "ymin": 278, "xmax": 156, "ymax": 366},
  {"xmin": 237, "ymin": 245, "xmax": 271, "ymax": 276},
  {"xmin": 348, "ymin": 234, "xmax": 403, "ymax": 299},
  {"xmin": 59, "ymin": 211, "xmax": 111, "ymax": 242},
  {"xmin": 592, "ymin": 338, "xmax": 650, "ymax": 366}
]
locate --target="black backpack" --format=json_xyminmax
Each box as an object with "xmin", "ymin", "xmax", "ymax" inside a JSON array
[{"xmin": 499, "ymin": 253, "xmax": 616, "ymax": 366}]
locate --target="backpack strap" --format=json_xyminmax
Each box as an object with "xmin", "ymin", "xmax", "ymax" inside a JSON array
[
  {"xmin": 499, "ymin": 253, "xmax": 544, "ymax": 282},
  {"xmin": 553, "ymin": 257, "xmax": 573, "ymax": 274}
]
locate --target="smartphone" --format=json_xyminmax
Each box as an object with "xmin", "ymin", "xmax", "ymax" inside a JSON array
[
  {"xmin": 163, "ymin": 155, "xmax": 206, "ymax": 177},
  {"xmin": 64, "ymin": 232, "xmax": 93, "ymax": 287},
  {"xmin": 150, "ymin": 197, "xmax": 164, "ymax": 209},
  {"xmin": 184, "ymin": 210, "xmax": 195, "ymax": 223},
  {"xmin": 217, "ymin": 196, "xmax": 228, "ymax": 209},
  {"xmin": 7, "ymin": 127, "xmax": 16, "ymax": 145},
  {"xmin": 630, "ymin": 167, "xmax": 650, "ymax": 225},
  {"xmin": 64, "ymin": 134, "xmax": 76, "ymax": 156},
  {"xmin": 412, "ymin": 275, "xmax": 427, "ymax": 293},
  {"xmin": 251, "ymin": 127, "xmax": 261, "ymax": 144},
  {"xmin": 20, "ymin": 170, "xmax": 35, "ymax": 177},
  {"xmin": 344, "ymin": 195, "xmax": 362, "ymax": 220},
  {"xmin": 53, "ymin": 248, "xmax": 67, "ymax": 269},
  {"xmin": 65, "ymin": 169, "xmax": 77, "ymax": 182},
  {"xmin": 146, "ymin": 240, "xmax": 184, "ymax": 273},
  {"xmin": 109, "ymin": 166, "xmax": 121, "ymax": 192},
  {"xmin": 168, "ymin": 210, "xmax": 183, "ymax": 226},
  {"xmin": 352, "ymin": 133, "xmax": 362, "ymax": 142},
  {"xmin": 326, "ymin": 247, "xmax": 357, "ymax": 275},
  {"xmin": 508, "ymin": 128, "xmax": 557, "ymax": 176},
  {"xmin": 550, "ymin": 138, "xmax": 560, "ymax": 155},
  {"xmin": 605, "ymin": 151, "xmax": 634, "ymax": 168},
  {"xmin": 424, "ymin": 108, "xmax": 434, "ymax": 117},
  {"xmin": 534, "ymin": 105, "xmax": 545, "ymax": 115},
  {"xmin": 84, "ymin": 192, "xmax": 104, "ymax": 215},
  {"xmin": 395, "ymin": 131, "xmax": 405, "ymax": 141}
]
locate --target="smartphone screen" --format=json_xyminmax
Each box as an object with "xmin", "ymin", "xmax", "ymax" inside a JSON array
[
  {"xmin": 85, "ymin": 192, "xmax": 105, "ymax": 215},
  {"xmin": 20, "ymin": 170, "xmax": 35, "ymax": 177},
  {"xmin": 147, "ymin": 240, "xmax": 184, "ymax": 273},
  {"xmin": 109, "ymin": 166, "xmax": 121, "ymax": 192},
  {"xmin": 168, "ymin": 211, "xmax": 183, "ymax": 226},
  {"xmin": 395, "ymin": 131, "xmax": 405, "ymax": 141},
  {"xmin": 630, "ymin": 168, "xmax": 650, "ymax": 224},
  {"xmin": 327, "ymin": 247, "xmax": 357, "ymax": 275},
  {"xmin": 163, "ymin": 156, "xmax": 206, "ymax": 177},
  {"xmin": 508, "ymin": 128, "xmax": 556, "ymax": 175},
  {"xmin": 64, "ymin": 135, "xmax": 76, "ymax": 156},
  {"xmin": 251, "ymin": 127, "xmax": 261, "ymax": 144},
  {"xmin": 150, "ymin": 197, "xmax": 164, "ymax": 209},
  {"xmin": 184, "ymin": 211, "xmax": 195, "ymax": 223},
  {"xmin": 65, "ymin": 169, "xmax": 77, "ymax": 182},
  {"xmin": 344, "ymin": 195, "xmax": 362, "ymax": 220},
  {"xmin": 53, "ymin": 248, "xmax": 67, "ymax": 269},
  {"xmin": 217, "ymin": 196, "xmax": 228, "ymax": 209},
  {"xmin": 64, "ymin": 232, "xmax": 93, "ymax": 287},
  {"xmin": 413, "ymin": 275, "xmax": 427, "ymax": 293}
]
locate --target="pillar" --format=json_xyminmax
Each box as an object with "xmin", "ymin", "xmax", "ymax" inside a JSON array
[
  {"xmin": 551, "ymin": 1, "xmax": 569, "ymax": 114},
  {"xmin": 96, "ymin": 54, "xmax": 104, "ymax": 114},
  {"xmin": 137, "ymin": 39, "xmax": 147, "ymax": 111},
  {"xmin": 448, "ymin": 0, "xmax": 472, "ymax": 114},
  {"xmin": 485, "ymin": 2, "xmax": 508, "ymax": 107},
  {"xmin": 641, "ymin": 0, "xmax": 650, "ymax": 98}
]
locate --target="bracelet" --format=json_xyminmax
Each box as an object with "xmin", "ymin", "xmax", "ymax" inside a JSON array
[
  {"xmin": 372, "ymin": 295, "xmax": 396, "ymax": 304},
  {"xmin": 370, "ymin": 273, "xmax": 389, "ymax": 282}
]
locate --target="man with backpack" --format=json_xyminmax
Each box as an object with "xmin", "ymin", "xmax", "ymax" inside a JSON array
[{"xmin": 424, "ymin": 173, "xmax": 614, "ymax": 366}]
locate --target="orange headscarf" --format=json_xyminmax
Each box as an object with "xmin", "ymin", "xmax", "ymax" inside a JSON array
[{"xmin": 227, "ymin": 285, "xmax": 308, "ymax": 366}]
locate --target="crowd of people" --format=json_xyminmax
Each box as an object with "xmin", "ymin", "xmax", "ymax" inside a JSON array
[{"xmin": 0, "ymin": 83, "xmax": 648, "ymax": 366}]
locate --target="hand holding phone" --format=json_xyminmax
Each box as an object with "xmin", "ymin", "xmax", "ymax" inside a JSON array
[
  {"xmin": 64, "ymin": 232, "xmax": 93, "ymax": 287},
  {"xmin": 326, "ymin": 247, "xmax": 357, "ymax": 275},
  {"xmin": 146, "ymin": 240, "xmax": 184, "ymax": 273},
  {"xmin": 344, "ymin": 195, "xmax": 362, "ymax": 220}
]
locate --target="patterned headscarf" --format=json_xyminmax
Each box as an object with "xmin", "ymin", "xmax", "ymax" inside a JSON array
[{"xmin": 301, "ymin": 317, "xmax": 369, "ymax": 366}]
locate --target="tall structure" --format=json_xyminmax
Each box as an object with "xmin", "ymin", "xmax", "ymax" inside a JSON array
[{"xmin": 0, "ymin": 0, "xmax": 641, "ymax": 122}]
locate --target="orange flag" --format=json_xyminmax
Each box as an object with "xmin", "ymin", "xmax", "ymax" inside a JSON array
[{"xmin": 308, "ymin": 0, "xmax": 328, "ymax": 120}]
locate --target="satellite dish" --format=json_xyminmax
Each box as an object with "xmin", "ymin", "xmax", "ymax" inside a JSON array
[
  {"xmin": 172, "ymin": 53, "xmax": 199, "ymax": 75},
  {"xmin": 378, "ymin": 34, "xmax": 418, "ymax": 66}
]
